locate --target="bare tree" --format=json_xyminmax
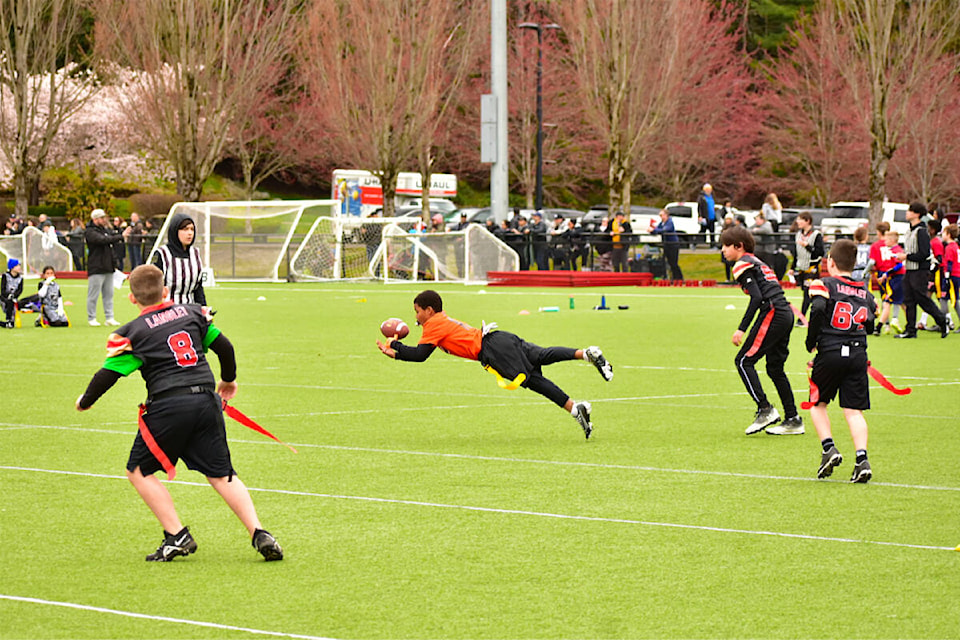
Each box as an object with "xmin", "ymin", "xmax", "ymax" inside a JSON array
[
  {"xmin": 556, "ymin": 0, "xmax": 743, "ymax": 213},
  {"xmin": 760, "ymin": 11, "xmax": 869, "ymax": 206},
  {"xmin": 0, "ymin": 0, "xmax": 96, "ymax": 218},
  {"xmin": 227, "ymin": 69, "xmax": 309, "ymax": 200},
  {"xmin": 888, "ymin": 66, "xmax": 960, "ymax": 207},
  {"xmin": 824, "ymin": 0, "xmax": 960, "ymax": 226},
  {"xmin": 299, "ymin": 0, "xmax": 481, "ymax": 220},
  {"xmin": 93, "ymin": 0, "xmax": 300, "ymax": 201}
]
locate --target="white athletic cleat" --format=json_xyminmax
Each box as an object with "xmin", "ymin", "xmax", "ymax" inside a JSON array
[
  {"xmin": 745, "ymin": 405, "xmax": 780, "ymax": 435},
  {"xmin": 105, "ymin": 318, "xmax": 121, "ymax": 326},
  {"xmin": 584, "ymin": 346, "xmax": 613, "ymax": 381},
  {"xmin": 765, "ymin": 415, "xmax": 805, "ymax": 435},
  {"xmin": 88, "ymin": 320, "xmax": 101, "ymax": 327},
  {"xmin": 572, "ymin": 401, "xmax": 593, "ymax": 439}
]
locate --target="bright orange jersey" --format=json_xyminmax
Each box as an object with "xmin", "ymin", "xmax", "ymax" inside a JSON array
[{"xmin": 418, "ymin": 311, "xmax": 482, "ymax": 360}]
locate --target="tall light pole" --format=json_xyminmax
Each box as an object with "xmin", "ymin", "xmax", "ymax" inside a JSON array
[{"xmin": 518, "ymin": 22, "xmax": 560, "ymax": 212}]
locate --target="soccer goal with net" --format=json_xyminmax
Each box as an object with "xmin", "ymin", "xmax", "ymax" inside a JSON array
[
  {"xmin": 0, "ymin": 226, "xmax": 75, "ymax": 276},
  {"xmin": 290, "ymin": 220, "xmax": 518, "ymax": 284},
  {"xmin": 146, "ymin": 200, "xmax": 338, "ymax": 281}
]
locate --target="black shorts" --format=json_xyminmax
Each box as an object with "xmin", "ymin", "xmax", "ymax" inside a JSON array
[
  {"xmin": 809, "ymin": 348, "xmax": 870, "ymax": 411},
  {"xmin": 127, "ymin": 390, "xmax": 235, "ymax": 478}
]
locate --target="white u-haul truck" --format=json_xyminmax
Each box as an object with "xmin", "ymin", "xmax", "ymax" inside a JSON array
[{"xmin": 332, "ymin": 169, "xmax": 457, "ymax": 217}]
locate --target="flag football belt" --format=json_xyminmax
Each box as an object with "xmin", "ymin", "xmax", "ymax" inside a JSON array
[
  {"xmin": 147, "ymin": 384, "xmax": 215, "ymax": 403},
  {"xmin": 800, "ymin": 360, "xmax": 911, "ymax": 410},
  {"xmin": 136, "ymin": 394, "xmax": 297, "ymax": 481}
]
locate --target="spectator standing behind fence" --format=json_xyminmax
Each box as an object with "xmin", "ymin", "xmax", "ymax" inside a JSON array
[
  {"xmin": 111, "ymin": 216, "xmax": 127, "ymax": 271},
  {"xmin": 153, "ymin": 212, "xmax": 207, "ymax": 305},
  {"xmin": 85, "ymin": 209, "xmax": 124, "ymax": 327},
  {"xmin": 527, "ymin": 212, "xmax": 549, "ymax": 270},
  {"xmin": 609, "ymin": 211, "xmax": 632, "ymax": 273},
  {"xmin": 593, "ymin": 217, "xmax": 613, "ymax": 272},
  {"xmin": 563, "ymin": 219, "xmax": 585, "ymax": 271},
  {"xmin": 697, "ymin": 183, "xmax": 717, "ymax": 247},
  {"xmin": 548, "ymin": 214, "xmax": 567, "ymax": 270},
  {"xmin": 789, "ymin": 211, "xmax": 824, "ymax": 323},
  {"xmin": 141, "ymin": 219, "xmax": 158, "ymax": 264},
  {"xmin": 650, "ymin": 208, "xmax": 683, "ymax": 281},
  {"xmin": 762, "ymin": 193, "xmax": 783, "ymax": 232},
  {"xmin": 895, "ymin": 202, "xmax": 948, "ymax": 339},
  {"xmin": 750, "ymin": 212, "xmax": 776, "ymax": 269},
  {"xmin": 123, "ymin": 212, "xmax": 145, "ymax": 269},
  {"xmin": 66, "ymin": 218, "xmax": 85, "ymax": 270}
]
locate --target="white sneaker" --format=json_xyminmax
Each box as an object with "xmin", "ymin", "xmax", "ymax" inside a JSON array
[
  {"xmin": 105, "ymin": 319, "xmax": 121, "ymax": 326},
  {"xmin": 88, "ymin": 320, "xmax": 101, "ymax": 327},
  {"xmin": 745, "ymin": 405, "xmax": 780, "ymax": 435},
  {"xmin": 572, "ymin": 401, "xmax": 593, "ymax": 439},
  {"xmin": 765, "ymin": 415, "xmax": 805, "ymax": 435}
]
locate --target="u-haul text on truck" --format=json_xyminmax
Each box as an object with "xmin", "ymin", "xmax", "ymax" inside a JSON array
[{"xmin": 332, "ymin": 169, "xmax": 457, "ymax": 217}]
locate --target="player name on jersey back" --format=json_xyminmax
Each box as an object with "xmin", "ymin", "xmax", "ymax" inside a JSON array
[{"xmin": 144, "ymin": 305, "xmax": 190, "ymax": 329}]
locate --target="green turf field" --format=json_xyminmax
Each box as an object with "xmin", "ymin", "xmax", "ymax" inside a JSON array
[{"xmin": 1, "ymin": 281, "xmax": 958, "ymax": 639}]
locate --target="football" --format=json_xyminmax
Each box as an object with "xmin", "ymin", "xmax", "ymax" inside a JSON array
[{"xmin": 380, "ymin": 317, "xmax": 410, "ymax": 339}]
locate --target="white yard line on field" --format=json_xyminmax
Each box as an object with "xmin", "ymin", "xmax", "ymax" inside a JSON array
[
  {"xmin": 0, "ymin": 594, "xmax": 338, "ymax": 640},
  {"xmin": 0, "ymin": 465, "xmax": 956, "ymax": 552},
  {"xmin": 3, "ymin": 424, "xmax": 959, "ymax": 492}
]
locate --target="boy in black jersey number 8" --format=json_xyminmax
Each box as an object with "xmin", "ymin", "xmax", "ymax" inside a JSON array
[
  {"xmin": 76, "ymin": 265, "xmax": 283, "ymax": 561},
  {"xmin": 805, "ymin": 239, "xmax": 877, "ymax": 483},
  {"xmin": 721, "ymin": 226, "xmax": 803, "ymax": 435}
]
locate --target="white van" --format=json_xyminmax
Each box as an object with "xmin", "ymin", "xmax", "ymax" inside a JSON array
[
  {"xmin": 632, "ymin": 202, "xmax": 753, "ymax": 241},
  {"xmin": 820, "ymin": 201, "xmax": 909, "ymax": 237}
]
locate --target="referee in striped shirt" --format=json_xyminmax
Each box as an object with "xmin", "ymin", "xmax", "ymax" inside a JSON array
[{"xmin": 895, "ymin": 202, "xmax": 949, "ymax": 339}]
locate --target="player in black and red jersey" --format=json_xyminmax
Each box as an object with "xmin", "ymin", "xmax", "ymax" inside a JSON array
[
  {"xmin": 76, "ymin": 264, "xmax": 283, "ymax": 561},
  {"xmin": 721, "ymin": 226, "xmax": 803, "ymax": 436},
  {"xmin": 805, "ymin": 239, "xmax": 877, "ymax": 483}
]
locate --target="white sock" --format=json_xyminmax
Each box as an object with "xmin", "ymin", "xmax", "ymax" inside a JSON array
[{"xmin": 570, "ymin": 404, "xmax": 579, "ymax": 416}]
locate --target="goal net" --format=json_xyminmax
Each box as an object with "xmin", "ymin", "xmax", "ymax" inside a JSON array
[
  {"xmin": 375, "ymin": 223, "xmax": 518, "ymax": 284},
  {"xmin": 0, "ymin": 226, "xmax": 75, "ymax": 276},
  {"xmin": 290, "ymin": 219, "xmax": 519, "ymax": 284},
  {"xmin": 146, "ymin": 200, "xmax": 337, "ymax": 281},
  {"xmin": 290, "ymin": 216, "xmax": 419, "ymax": 281}
]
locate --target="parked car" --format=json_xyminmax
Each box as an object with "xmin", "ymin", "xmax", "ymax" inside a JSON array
[
  {"xmin": 402, "ymin": 198, "xmax": 458, "ymax": 214},
  {"xmin": 820, "ymin": 201, "xmax": 909, "ymax": 237},
  {"xmin": 779, "ymin": 207, "xmax": 831, "ymax": 231}
]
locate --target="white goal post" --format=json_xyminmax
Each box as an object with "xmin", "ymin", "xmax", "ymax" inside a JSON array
[
  {"xmin": 290, "ymin": 218, "xmax": 519, "ymax": 284},
  {"xmin": 146, "ymin": 200, "xmax": 338, "ymax": 282},
  {"xmin": 0, "ymin": 226, "xmax": 75, "ymax": 276}
]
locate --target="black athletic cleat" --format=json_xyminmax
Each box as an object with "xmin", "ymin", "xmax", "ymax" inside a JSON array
[
  {"xmin": 941, "ymin": 322, "xmax": 950, "ymax": 339},
  {"xmin": 252, "ymin": 529, "xmax": 283, "ymax": 561},
  {"xmin": 745, "ymin": 405, "xmax": 780, "ymax": 435},
  {"xmin": 585, "ymin": 346, "xmax": 613, "ymax": 381},
  {"xmin": 146, "ymin": 527, "xmax": 197, "ymax": 562},
  {"xmin": 817, "ymin": 446, "xmax": 843, "ymax": 479},
  {"xmin": 572, "ymin": 401, "xmax": 593, "ymax": 439},
  {"xmin": 893, "ymin": 331, "xmax": 917, "ymax": 339},
  {"xmin": 850, "ymin": 459, "xmax": 872, "ymax": 483}
]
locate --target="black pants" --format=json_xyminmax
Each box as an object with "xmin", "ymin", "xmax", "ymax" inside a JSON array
[
  {"xmin": 796, "ymin": 271, "xmax": 818, "ymax": 316},
  {"xmin": 734, "ymin": 306, "xmax": 797, "ymax": 416},
  {"xmin": 611, "ymin": 247, "xmax": 629, "ymax": 272},
  {"xmin": 903, "ymin": 269, "xmax": 946, "ymax": 333},
  {"xmin": 479, "ymin": 331, "xmax": 578, "ymax": 408},
  {"xmin": 663, "ymin": 244, "xmax": 682, "ymax": 280}
]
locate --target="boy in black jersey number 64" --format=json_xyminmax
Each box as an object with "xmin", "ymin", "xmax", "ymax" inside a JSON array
[
  {"xmin": 76, "ymin": 265, "xmax": 283, "ymax": 561},
  {"xmin": 721, "ymin": 226, "xmax": 803, "ymax": 436},
  {"xmin": 805, "ymin": 239, "xmax": 877, "ymax": 483}
]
